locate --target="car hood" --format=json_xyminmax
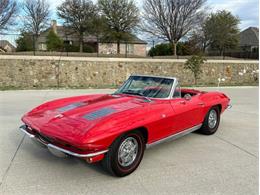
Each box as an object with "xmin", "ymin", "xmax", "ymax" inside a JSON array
[{"xmin": 22, "ymin": 94, "xmax": 149, "ymax": 144}]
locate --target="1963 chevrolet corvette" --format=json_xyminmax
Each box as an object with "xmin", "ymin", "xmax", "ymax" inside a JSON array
[{"xmin": 20, "ymin": 75, "xmax": 231, "ymax": 176}]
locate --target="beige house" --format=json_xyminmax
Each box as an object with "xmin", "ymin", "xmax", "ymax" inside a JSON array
[
  {"xmin": 239, "ymin": 27, "xmax": 259, "ymax": 52},
  {"xmin": 0, "ymin": 40, "xmax": 16, "ymax": 52},
  {"xmin": 98, "ymin": 39, "xmax": 147, "ymax": 56},
  {"xmin": 37, "ymin": 20, "xmax": 147, "ymax": 56}
]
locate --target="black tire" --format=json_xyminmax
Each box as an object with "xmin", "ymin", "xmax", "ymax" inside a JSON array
[
  {"xmin": 102, "ymin": 131, "xmax": 145, "ymax": 177},
  {"xmin": 198, "ymin": 106, "xmax": 220, "ymax": 135}
]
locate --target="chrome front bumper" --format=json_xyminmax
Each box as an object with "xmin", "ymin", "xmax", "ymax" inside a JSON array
[
  {"xmin": 227, "ymin": 104, "xmax": 232, "ymax": 109},
  {"xmin": 19, "ymin": 125, "xmax": 108, "ymax": 158}
]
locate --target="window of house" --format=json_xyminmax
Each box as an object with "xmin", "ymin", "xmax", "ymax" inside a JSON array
[
  {"xmin": 127, "ymin": 44, "xmax": 134, "ymax": 54},
  {"xmin": 39, "ymin": 43, "xmax": 46, "ymax": 51},
  {"xmin": 64, "ymin": 40, "xmax": 73, "ymax": 45}
]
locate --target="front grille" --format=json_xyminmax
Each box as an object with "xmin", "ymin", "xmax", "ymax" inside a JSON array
[
  {"xmin": 25, "ymin": 125, "xmax": 53, "ymax": 144},
  {"xmin": 37, "ymin": 133, "xmax": 54, "ymax": 143},
  {"xmin": 25, "ymin": 125, "xmax": 84, "ymax": 152}
]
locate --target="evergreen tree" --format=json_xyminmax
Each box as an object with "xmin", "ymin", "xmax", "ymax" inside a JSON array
[
  {"xmin": 16, "ymin": 32, "xmax": 33, "ymax": 51},
  {"xmin": 46, "ymin": 30, "xmax": 63, "ymax": 51}
]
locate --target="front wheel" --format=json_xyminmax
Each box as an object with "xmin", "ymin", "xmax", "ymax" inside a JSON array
[
  {"xmin": 198, "ymin": 106, "xmax": 220, "ymax": 135},
  {"xmin": 102, "ymin": 131, "xmax": 145, "ymax": 177}
]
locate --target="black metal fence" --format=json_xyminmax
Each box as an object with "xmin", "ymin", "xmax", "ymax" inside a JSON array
[{"xmin": 207, "ymin": 51, "xmax": 259, "ymax": 60}]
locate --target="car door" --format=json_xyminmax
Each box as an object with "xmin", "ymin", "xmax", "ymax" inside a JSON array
[
  {"xmin": 169, "ymin": 85, "xmax": 205, "ymax": 133},
  {"xmin": 146, "ymin": 100, "xmax": 178, "ymax": 143}
]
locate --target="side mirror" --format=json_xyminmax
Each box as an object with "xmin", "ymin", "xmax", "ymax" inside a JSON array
[{"xmin": 184, "ymin": 94, "xmax": 192, "ymax": 101}]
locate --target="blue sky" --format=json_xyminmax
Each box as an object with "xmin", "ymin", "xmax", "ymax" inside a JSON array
[{"xmin": 48, "ymin": 0, "xmax": 259, "ymax": 30}]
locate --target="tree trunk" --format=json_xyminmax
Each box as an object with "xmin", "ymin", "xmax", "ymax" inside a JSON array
[
  {"xmin": 35, "ymin": 36, "xmax": 38, "ymax": 51},
  {"xmin": 117, "ymin": 40, "xmax": 120, "ymax": 54},
  {"xmin": 172, "ymin": 42, "xmax": 177, "ymax": 57},
  {"xmin": 202, "ymin": 44, "xmax": 206, "ymax": 53},
  {"xmin": 33, "ymin": 34, "xmax": 39, "ymax": 55},
  {"xmin": 219, "ymin": 48, "xmax": 224, "ymax": 57},
  {"xmin": 79, "ymin": 33, "xmax": 83, "ymax": 53}
]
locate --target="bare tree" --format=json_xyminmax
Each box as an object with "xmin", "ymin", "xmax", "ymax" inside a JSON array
[
  {"xmin": 22, "ymin": 0, "xmax": 50, "ymax": 50},
  {"xmin": 57, "ymin": 0, "xmax": 97, "ymax": 53},
  {"xmin": 98, "ymin": 0, "xmax": 139, "ymax": 54},
  {"xmin": 142, "ymin": 0, "xmax": 206, "ymax": 56},
  {"xmin": 0, "ymin": 0, "xmax": 17, "ymax": 31},
  {"xmin": 189, "ymin": 13, "xmax": 210, "ymax": 53}
]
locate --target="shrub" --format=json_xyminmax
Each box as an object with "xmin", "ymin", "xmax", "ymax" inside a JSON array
[
  {"xmin": 184, "ymin": 55, "xmax": 206, "ymax": 85},
  {"xmin": 148, "ymin": 43, "xmax": 172, "ymax": 56},
  {"xmin": 149, "ymin": 41, "xmax": 201, "ymax": 56}
]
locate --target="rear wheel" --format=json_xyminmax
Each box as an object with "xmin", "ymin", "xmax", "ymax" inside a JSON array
[
  {"xmin": 198, "ymin": 106, "xmax": 220, "ymax": 135},
  {"xmin": 102, "ymin": 131, "xmax": 145, "ymax": 177}
]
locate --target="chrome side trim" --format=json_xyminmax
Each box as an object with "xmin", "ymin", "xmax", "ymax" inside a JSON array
[
  {"xmin": 19, "ymin": 125, "xmax": 108, "ymax": 158},
  {"xmin": 227, "ymin": 104, "xmax": 232, "ymax": 109},
  {"xmin": 146, "ymin": 124, "xmax": 202, "ymax": 148}
]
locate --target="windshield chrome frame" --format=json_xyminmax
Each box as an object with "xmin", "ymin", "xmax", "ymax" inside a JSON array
[{"xmin": 116, "ymin": 74, "xmax": 179, "ymax": 100}]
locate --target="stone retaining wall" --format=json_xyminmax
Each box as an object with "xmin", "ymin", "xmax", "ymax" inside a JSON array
[{"xmin": 0, "ymin": 56, "xmax": 258, "ymax": 89}]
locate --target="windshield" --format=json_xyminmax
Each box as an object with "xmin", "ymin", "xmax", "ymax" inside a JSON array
[{"xmin": 115, "ymin": 76, "xmax": 174, "ymax": 98}]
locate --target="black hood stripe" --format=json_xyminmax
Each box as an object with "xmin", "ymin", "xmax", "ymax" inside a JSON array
[
  {"xmin": 57, "ymin": 102, "xmax": 87, "ymax": 112},
  {"xmin": 83, "ymin": 108, "xmax": 116, "ymax": 121}
]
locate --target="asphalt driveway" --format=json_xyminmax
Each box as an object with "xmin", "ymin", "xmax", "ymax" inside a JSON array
[{"xmin": 0, "ymin": 87, "xmax": 258, "ymax": 195}]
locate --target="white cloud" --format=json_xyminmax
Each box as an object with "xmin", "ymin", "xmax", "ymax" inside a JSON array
[{"xmin": 207, "ymin": 0, "xmax": 259, "ymax": 29}]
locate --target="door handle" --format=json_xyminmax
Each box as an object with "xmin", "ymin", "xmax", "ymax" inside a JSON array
[
  {"xmin": 180, "ymin": 101, "xmax": 186, "ymax": 105},
  {"xmin": 198, "ymin": 102, "xmax": 205, "ymax": 106}
]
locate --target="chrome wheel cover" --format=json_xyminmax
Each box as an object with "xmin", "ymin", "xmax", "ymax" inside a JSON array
[
  {"xmin": 118, "ymin": 137, "xmax": 139, "ymax": 167},
  {"xmin": 208, "ymin": 110, "xmax": 217, "ymax": 128}
]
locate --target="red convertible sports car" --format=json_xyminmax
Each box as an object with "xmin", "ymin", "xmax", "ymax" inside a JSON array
[{"xmin": 20, "ymin": 75, "xmax": 231, "ymax": 177}]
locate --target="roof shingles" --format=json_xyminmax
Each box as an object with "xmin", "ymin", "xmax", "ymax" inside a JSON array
[{"xmin": 240, "ymin": 27, "xmax": 259, "ymax": 47}]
